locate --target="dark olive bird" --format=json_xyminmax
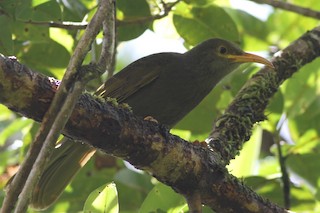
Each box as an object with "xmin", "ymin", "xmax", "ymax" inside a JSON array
[{"xmin": 27, "ymin": 38, "xmax": 274, "ymax": 209}]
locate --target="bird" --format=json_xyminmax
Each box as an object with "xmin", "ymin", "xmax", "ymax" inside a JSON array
[{"xmin": 26, "ymin": 38, "xmax": 274, "ymax": 209}]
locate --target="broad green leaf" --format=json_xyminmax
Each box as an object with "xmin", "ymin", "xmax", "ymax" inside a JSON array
[
  {"xmin": 59, "ymin": 0, "xmax": 89, "ymax": 21},
  {"xmin": 140, "ymin": 183, "xmax": 187, "ymax": 213},
  {"xmin": 173, "ymin": 4, "xmax": 239, "ymax": 45},
  {"xmin": 183, "ymin": 0, "xmax": 213, "ymax": 6},
  {"xmin": 117, "ymin": 0, "xmax": 151, "ymax": 41},
  {"xmin": 83, "ymin": 182, "xmax": 119, "ymax": 213},
  {"xmin": 266, "ymin": 89, "xmax": 284, "ymax": 115},
  {"xmin": 290, "ymin": 185, "xmax": 316, "ymax": 211},
  {"xmin": 286, "ymin": 129, "xmax": 320, "ymax": 155},
  {"xmin": 116, "ymin": 181, "xmax": 147, "ymax": 212},
  {"xmin": 0, "ymin": 15, "xmax": 13, "ymax": 55},
  {"xmin": 288, "ymin": 105, "xmax": 320, "ymax": 146},
  {"xmin": 225, "ymin": 8, "xmax": 270, "ymax": 40},
  {"xmin": 0, "ymin": 105, "xmax": 13, "ymax": 121},
  {"xmin": 283, "ymin": 59, "xmax": 320, "ymax": 119},
  {"xmin": 40, "ymin": 159, "xmax": 118, "ymax": 212},
  {"xmin": 0, "ymin": 118, "xmax": 33, "ymax": 146},
  {"xmin": 244, "ymin": 176, "xmax": 315, "ymax": 210},
  {"xmin": 175, "ymin": 83, "xmax": 227, "ymax": 134},
  {"xmin": 175, "ymin": 65, "xmax": 251, "ymax": 135},
  {"xmin": 114, "ymin": 168, "xmax": 153, "ymax": 193},
  {"xmin": 13, "ymin": 21, "xmax": 49, "ymax": 42},
  {"xmin": 287, "ymin": 153, "xmax": 320, "ymax": 187},
  {"xmin": 16, "ymin": 0, "xmax": 62, "ymax": 21},
  {"xmin": 258, "ymin": 156, "xmax": 279, "ymax": 176},
  {"xmin": 32, "ymin": 0, "xmax": 50, "ymax": 7},
  {"xmin": 228, "ymin": 126, "xmax": 262, "ymax": 177},
  {"xmin": 170, "ymin": 129, "xmax": 192, "ymax": 141},
  {"xmin": 20, "ymin": 39, "xmax": 70, "ymax": 70},
  {"xmin": 0, "ymin": 0, "xmax": 18, "ymax": 18},
  {"xmin": 291, "ymin": 0, "xmax": 320, "ymax": 10},
  {"xmin": 267, "ymin": 10, "xmax": 318, "ymax": 46}
]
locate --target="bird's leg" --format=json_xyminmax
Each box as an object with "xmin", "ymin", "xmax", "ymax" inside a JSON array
[
  {"xmin": 143, "ymin": 116, "xmax": 159, "ymax": 124},
  {"xmin": 185, "ymin": 191, "xmax": 202, "ymax": 213}
]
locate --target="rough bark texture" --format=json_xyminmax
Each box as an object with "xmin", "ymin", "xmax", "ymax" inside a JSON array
[{"xmin": 2, "ymin": 26, "xmax": 320, "ymax": 212}]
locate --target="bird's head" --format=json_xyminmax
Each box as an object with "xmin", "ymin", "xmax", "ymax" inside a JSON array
[{"xmin": 184, "ymin": 38, "xmax": 274, "ymax": 80}]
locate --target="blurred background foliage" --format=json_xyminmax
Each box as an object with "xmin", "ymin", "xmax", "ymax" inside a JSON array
[{"xmin": 0, "ymin": 0, "xmax": 320, "ymax": 212}]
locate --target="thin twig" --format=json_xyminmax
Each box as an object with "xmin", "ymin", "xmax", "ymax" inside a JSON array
[
  {"xmin": 24, "ymin": 0, "xmax": 181, "ymax": 30},
  {"xmin": 24, "ymin": 20, "xmax": 88, "ymax": 29},
  {"xmin": 1, "ymin": 1, "xmax": 111, "ymax": 212},
  {"xmin": 250, "ymin": 0, "xmax": 320, "ymax": 19},
  {"xmin": 98, "ymin": 0, "xmax": 116, "ymax": 71},
  {"xmin": 275, "ymin": 137, "xmax": 291, "ymax": 209}
]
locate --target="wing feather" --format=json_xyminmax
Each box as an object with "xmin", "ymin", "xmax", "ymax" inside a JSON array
[{"xmin": 97, "ymin": 57, "xmax": 161, "ymax": 103}]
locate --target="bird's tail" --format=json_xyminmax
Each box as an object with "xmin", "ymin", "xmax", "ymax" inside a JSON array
[{"xmin": 10, "ymin": 138, "xmax": 95, "ymax": 210}]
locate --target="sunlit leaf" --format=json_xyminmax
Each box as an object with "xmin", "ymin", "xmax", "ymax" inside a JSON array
[
  {"xmin": 228, "ymin": 126, "xmax": 262, "ymax": 177},
  {"xmin": 83, "ymin": 182, "xmax": 119, "ymax": 213},
  {"xmin": 0, "ymin": 118, "xmax": 33, "ymax": 146},
  {"xmin": 173, "ymin": 3, "xmax": 239, "ymax": 45},
  {"xmin": 225, "ymin": 8, "xmax": 270, "ymax": 40},
  {"xmin": 140, "ymin": 183, "xmax": 187, "ymax": 213}
]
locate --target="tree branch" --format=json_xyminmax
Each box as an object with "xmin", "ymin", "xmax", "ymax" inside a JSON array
[
  {"xmin": 250, "ymin": 0, "xmax": 320, "ymax": 19},
  {"xmin": 276, "ymin": 137, "xmax": 290, "ymax": 209},
  {"xmin": 0, "ymin": 54, "xmax": 287, "ymax": 212},
  {"xmin": 23, "ymin": 21, "xmax": 88, "ymax": 30},
  {"xmin": 2, "ymin": 16, "xmax": 319, "ymax": 213}
]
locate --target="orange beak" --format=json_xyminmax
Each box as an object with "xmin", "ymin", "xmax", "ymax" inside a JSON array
[{"xmin": 228, "ymin": 52, "xmax": 274, "ymax": 69}]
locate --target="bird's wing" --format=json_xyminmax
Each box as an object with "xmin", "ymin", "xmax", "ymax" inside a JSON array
[{"xmin": 98, "ymin": 59, "xmax": 161, "ymax": 103}]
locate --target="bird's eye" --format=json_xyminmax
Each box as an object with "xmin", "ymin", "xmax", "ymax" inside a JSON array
[{"xmin": 219, "ymin": 46, "xmax": 227, "ymax": 54}]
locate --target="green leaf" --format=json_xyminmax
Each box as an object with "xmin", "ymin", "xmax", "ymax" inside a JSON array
[
  {"xmin": 13, "ymin": 21, "xmax": 49, "ymax": 42},
  {"xmin": 140, "ymin": 183, "xmax": 187, "ymax": 213},
  {"xmin": 182, "ymin": 0, "xmax": 213, "ymax": 6},
  {"xmin": 175, "ymin": 84, "xmax": 226, "ymax": 134},
  {"xmin": 16, "ymin": 0, "xmax": 62, "ymax": 22},
  {"xmin": 225, "ymin": 8, "xmax": 270, "ymax": 40},
  {"xmin": 0, "ymin": 118, "xmax": 33, "ymax": 146},
  {"xmin": 0, "ymin": 15, "xmax": 13, "ymax": 55},
  {"xmin": 228, "ymin": 126, "xmax": 262, "ymax": 177},
  {"xmin": 175, "ymin": 66, "xmax": 251, "ymax": 135},
  {"xmin": 173, "ymin": 4, "xmax": 239, "ymax": 46},
  {"xmin": 43, "ymin": 159, "xmax": 118, "ymax": 212},
  {"xmin": 0, "ymin": 0, "xmax": 19, "ymax": 18},
  {"xmin": 32, "ymin": 0, "xmax": 51, "ymax": 7},
  {"xmin": 286, "ymin": 129, "xmax": 320, "ymax": 155},
  {"xmin": 114, "ymin": 168, "xmax": 153, "ymax": 192},
  {"xmin": 267, "ymin": 10, "xmax": 318, "ymax": 46},
  {"xmin": 244, "ymin": 176, "xmax": 316, "ymax": 210},
  {"xmin": 117, "ymin": 0, "xmax": 151, "ymax": 41},
  {"xmin": 0, "ymin": 105, "xmax": 13, "ymax": 121},
  {"xmin": 287, "ymin": 153, "xmax": 320, "ymax": 187},
  {"xmin": 60, "ymin": 0, "xmax": 90, "ymax": 21},
  {"xmin": 266, "ymin": 89, "xmax": 284, "ymax": 115},
  {"xmin": 83, "ymin": 182, "xmax": 119, "ymax": 213},
  {"xmin": 20, "ymin": 39, "xmax": 70, "ymax": 70},
  {"xmin": 284, "ymin": 58, "xmax": 320, "ymax": 118}
]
